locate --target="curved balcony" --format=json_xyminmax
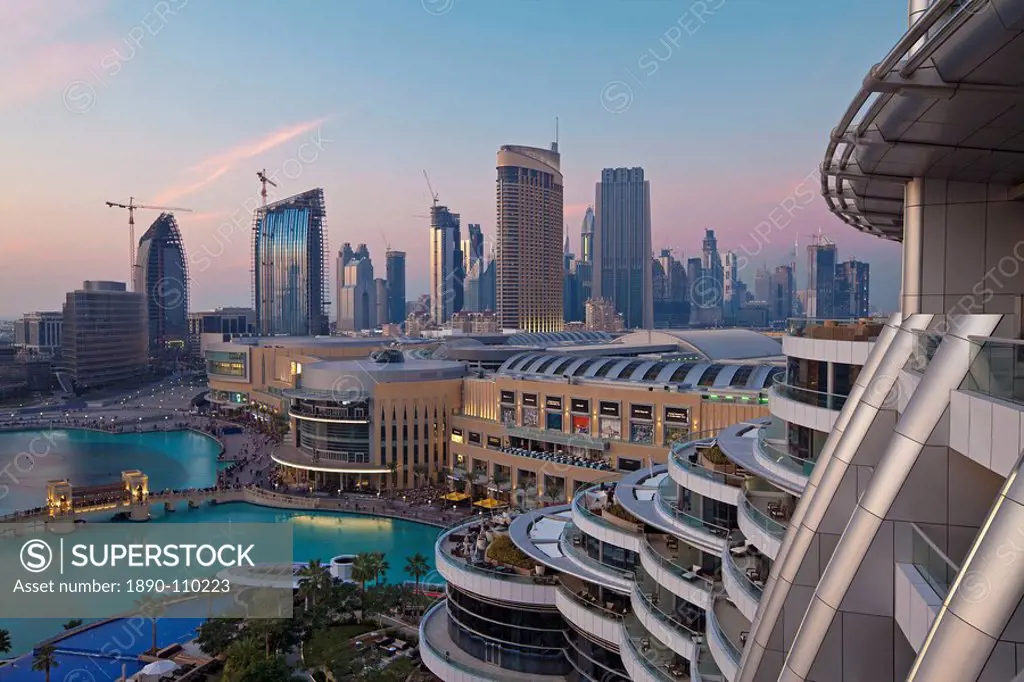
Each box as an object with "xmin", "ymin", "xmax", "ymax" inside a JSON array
[
  {"xmin": 782, "ymin": 318, "xmax": 881, "ymax": 366},
  {"xmin": 653, "ymin": 476, "xmax": 730, "ymax": 555},
  {"xmin": 559, "ymin": 522, "xmax": 636, "ymax": 592},
  {"xmin": 555, "ymin": 574, "xmax": 625, "ymax": 650},
  {"xmin": 769, "ymin": 375, "xmax": 843, "ymax": 433},
  {"xmin": 736, "ymin": 482, "xmax": 790, "ymax": 561},
  {"xmin": 419, "ymin": 600, "xmax": 568, "ymax": 682},
  {"xmin": 620, "ymin": 626, "xmax": 678, "ymax": 682},
  {"xmin": 289, "ymin": 402, "xmax": 370, "ymax": 424},
  {"xmin": 638, "ymin": 533, "xmax": 713, "ymax": 612},
  {"xmin": 630, "ymin": 582, "xmax": 699, "ymax": 663},
  {"xmin": 706, "ymin": 596, "xmax": 747, "ymax": 682},
  {"xmin": 572, "ymin": 481, "xmax": 643, "ymax": 553},
  {"xmin": 270, "ymin": 444, "xmax": 391, "ymax": 474},
  {"xmin": 752, "ymin": 429, "xmax": 814, "ymax": 493},
  {"xmin": 721, "ymin": 541, "xmax": 765, "ymax": 623},
  {"xmin": 436, "ymin": 519, "xmax": 557, "ymax": 606},
  {"xmin": 668, "ymin": 439, "xmax": 744, "ymax": 508}
]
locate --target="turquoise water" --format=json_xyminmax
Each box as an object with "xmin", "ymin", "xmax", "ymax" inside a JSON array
[
  {"xmin": 0, "ymin": 430, "xmax": 440, "ymax": 661},
  {"xmin": 0, "ymin": 430, "xmax": 222, "ymax": 514}
]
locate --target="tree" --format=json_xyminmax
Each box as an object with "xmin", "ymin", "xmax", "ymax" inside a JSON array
[
  {"xmin": 0, "ymin": 629, "xmax": 10, "ymax": 656},
  {"xmin": 404, "ymin": 553, "xmax": 430, "ymax": 595},
  {"xmin": 32, "ymin": 644, "xmax": 59, "ymax": 682},
  {"xmin": 222, "ymin": 638, "xmax": 263, "ymax": 682},
  {"xmin": 196, "ymin": 619, "xmax": 243, "ymax": 657},
  {"xmin": 136, "ymin": 594, "xmax": 166, "ymax": 653},
  {"xmin": 236, "ymin": 657, "xmax": 301, "ymax": 682},
  {"xmin": 62, "ymin": 619, "xmax": 83, "ymax": 631},
  {"xmin": 297, "ymin": 559, "xmax": 332, "ymax": 609},
  {"xmin": 352, "ymin": 552, "xmax": 376, "ymax": 591},
  {"xmin": 373, "ymin": 552, "xmax": 390, "ymax": 585}
]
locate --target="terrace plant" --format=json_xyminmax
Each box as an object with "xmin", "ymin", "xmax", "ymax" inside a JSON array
[{"xmin": 485, "ymin": 534, "xmax": 536, "ymax": 570}]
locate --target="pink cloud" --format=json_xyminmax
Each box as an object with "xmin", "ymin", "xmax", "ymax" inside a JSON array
[
  {"xmin": 153, "ymin": 117, "xmax": 329, "ymax": 204},
  {"xmin": 0, "ymin": 41, "xmax": 111, "ymax": 108}
]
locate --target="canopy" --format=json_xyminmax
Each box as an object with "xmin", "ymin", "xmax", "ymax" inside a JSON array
[
  {"xmin": 473, "ymin": 498, "xmax": 505, "ymax": 509},
  {"xmin": 442, "ymin": 492, "xmax": 470, "ymax": 502},
  {"xmin": 139, "ymin": 660, "xmax": 177, "ymax": 676}
]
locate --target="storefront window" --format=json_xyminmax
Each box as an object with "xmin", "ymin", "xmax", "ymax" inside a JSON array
[
  {"xmin": 522, "ymin": 407, "xmax": 539, "ymax": 428},
  {"xmin": 546, "ymin": 412, "xmax": 563, "ymax": 431},
  {"xmin": 501, "ymin": 406, "xmax": 516, "ymax": 425},
  {"xmin": 629, "ymin": 422, "xmax": 654, "ymax": 444},
  {"xmin": 570, "ymin": 415, "xmax": 591, "ymax": 434},
  {"xmin": 598, "ymin": 416, "xmax": 621, "ymax": 440}
]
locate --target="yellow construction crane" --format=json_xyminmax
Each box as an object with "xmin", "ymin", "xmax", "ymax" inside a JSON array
[{"xmin": 105, "ymin": 198, "xmax": 193, "ymax": 290}]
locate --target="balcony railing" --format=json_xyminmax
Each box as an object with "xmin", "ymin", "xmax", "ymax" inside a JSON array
[
  {"xmin": 671, "ymin": 440, "xmax": 746, "ymax": 489},
  {"xmin": 786, "ymin": 317, "xmax": 884, "ymax": 341},
  {"xmin": 622, "ymin": 631, "xmax": 677, "ymax": 682},
  {"xmin": 557, "ymin": 576, "xmax": 628, "ymax": 620},
  {"xmin": 772, "ymin": 374, "xmax": 848, "ymax": 411},
  {"xmin": 964, "ymin": 337, "xmax": 1024, "ymax": 406},
  {"xmin": 632, "ymin": 581, "xmax": 702, "ymax": 639},
  {"xmin": 708, "ymin": 596, "xmax": 743, "ymax": 665},
  {"xmin": 756, "ymin": 428, "xmax": 817, "ymax": 478},
  {"xmin": 561, "ymin": 522, "xmax": 636, "ymax": 581},
  {"xmin": 740, "ymin": 487, "xmax": 787, "ymax": 540},
  {"xmin": 640, "ymin": 534, "xmax": 714, "ymax": 592},
  {"xmin": 507, "ymin": 424, "xmax": 611, "ymax": 450},
  {"xmin": 656, "ymin": 478, "xmax": 731, "ymax": 540},
  {"xmin": 723, "ymin": 543, "xmax": 764, "ymax": 601},
  {"xmin": 910, "ymin": 523, "xmax": 960, "ymax": 598},
  {"xmin": 573, "ymin": 479, "xmax": 643, "ymax": 534}
]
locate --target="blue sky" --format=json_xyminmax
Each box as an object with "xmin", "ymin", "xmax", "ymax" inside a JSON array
[{"xmin": 0, "ymin": 0, "xmax": 908, "ymax": 316}]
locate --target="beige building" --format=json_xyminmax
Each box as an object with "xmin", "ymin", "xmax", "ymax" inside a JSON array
[
  {"xmin": 496, "ymin": 144, "xmax": 564, "ymax": 332},
  {"xmin": 61, "ymin": 281, "xmax": 147, "ymax": 389},
  {"xmin": 585, "ymin": 297, "xmax": 625, "ymax": 332}
]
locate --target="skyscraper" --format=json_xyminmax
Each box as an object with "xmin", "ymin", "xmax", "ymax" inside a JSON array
[
  {"xmin": 134, "ymin": 213, "xmax": 189, "ymax": 351},
  {"xmin": 580, "ymin": 206, "xmax": 594, "ymax": 264},
  {"xmin": 61, "ymin": 281, "xmax": 147, "ymax": 390},
  {"xmin": 337, "ymin": 248, "xmax": 375, "ymax": 332},
  {"xmin": 252, "ymin": 188, "xmax": 328, "ymax": 336},
  {"xmin": 835, "ymin": 258, "xmax": 870, "ymax": 318},
  {"xmin": 723, "ymin": 251, "xmax": 741, "ymax": 322},
  {"xmin": 593, "ymin": 167, "xmax": 653, "ymax": 330},
  {"xmin": 753, "ymin": 264, "xmax": 771, "ymax": 303},
  {"xmin": 495, "ymin": 143, "xmax": 564, "ymax": 332},
  {"xmin": 653, "ymin": 249, "xmax": 688, "ymax": 328},
  {"xmin": 575, "ymin": 207, "xmax": 595, "ymax": 314},
  {"xmin": 385, "ymin": 250, "xmax": 406, "ymax": 324},
  {"xmin": 769, "ymin": 264, "xmax": 795, "ymax": 322},
  {"xmin": 429, "ymin": 204, "xmax": 463, "ymax": 324},
  {"xmin": 374, "ymin": 278, "xmax": 388, "ymax": 328},
  {"xmin": 806, "ymin": 236, "xmax": 838, "ymax": 318},
  {"xmin": 461, "ymin": 223, "xmax": 483, "ymax": 275}
]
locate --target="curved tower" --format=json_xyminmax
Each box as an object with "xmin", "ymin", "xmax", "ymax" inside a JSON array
[{"xmin": 135, "ymin": 213, "xmax": 188, "ymax": 352}]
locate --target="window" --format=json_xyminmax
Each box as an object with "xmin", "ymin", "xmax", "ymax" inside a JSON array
[
  {"xmin": 618, "ymin": 360, "xmax": 643, "ymax": 379},
  {"xmin": 522, "ymin": 393, "xmax": 538, "ymax": 407},
  {"xmin": 552, "ymin": 357, "xmax": 576, "ymax": 375},
  {"xmin": 593, "ymin": 360, "xmax": 617, "ymax": 378},
  {"xmin": 599, "ymin": 401, "xmax": 619, "ymax": 417},
  {"xmin": 571, "ymin": 359, "xmax": 596, "ymax": 377},
  {"xmin": 698, "ymin": 365, "xmax": 725, "ymax": 387},
  {"xmin": 730, "ymin": 365, "xmax": 755, "ymax": 387},
  {"xmin": 643, "ymin": 362, "xmax": 668, "ymax": 381},
  {"xmin": 571, "ymin": 398, "xmax": 589, "ymax": 413},
  {"xmin": 668, "ymin": 363, "xmax": 696, "ymax": 383},
  {"xmin": 535, "ymin": 357, "xmax": 560, "ymax": 374},
  {"xmin": 468, "ymin": 431, "xmax": 481, "ymax": 445}
]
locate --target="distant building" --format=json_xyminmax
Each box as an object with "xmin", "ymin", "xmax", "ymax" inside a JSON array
[
  {"xmin": 462, "ymin": 223, "xmax": 483, "ymax": 275},
  {"xmin": 135, "ymin": 213, "xmax": 189, "ymax": 352},
  {"xmin": 806, "ymin": 237, "xmax": 838, "ymax": 318},
  {"xmin": 14, "ymin": 312, "xmax": 63, "ymax": 355},
  {"xmin": 585, "ymin": 297, "xmax": 624, "ymax": 332},
  {"xmin": 449, "ymin": 311, "xmax": 500, "ymax": 334},
  {"xmin": 187, "ymin": 308, "xmax": 256, "ymax": 356},
  {"xmin": 337, "ymin": 249, "xmax": 376, "ymax": 332},
  {"xmin": 652, "ymin": 250, "xmax": 688, "ymax": 328},
  {"xmin": 385, "ymin": 250, "xmax": 407, "ymax": 325},
  {"xmin": 374, "ymin": 278, "xmax": 388, "ymax": 327},
  {"xmin": 253, "ymin": 188, "xmax": 328, "ymax": 336},
  {"xmin": 429, "ymin": 204, "xmax": 463, "ymax": 324},
  {"xmin": 593, "ymin": 167, "xmax": 653, "ymax": 329},
  {"xmin": 769, "ymin": 265, "xmax": 795, "ymax": 322},
  {"xmin": 836, "ymin": 258, "xmax": 870, "ymax": 318},
  {"xmin": 61, "ymin": 281, "xmax": 147, "ymax": 390},
  {"xmin": 496, "ymin": 143, "xmax": 564, "ymax": 332},
  {"xmin": 723, "ymin": 251, "xmax": 741, "ymax": 322},
  {"xmin": 753, "ymin": 265, "xmax": 771, "ymax": 303},
  {"xmin": 404, "ymin": 312, "xmax": 432, "ymax": 337}
]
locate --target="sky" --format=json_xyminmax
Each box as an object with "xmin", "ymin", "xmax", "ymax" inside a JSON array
[{"xmin": 0, "ymin": 0, "xmax": 908, "ymax": 318}]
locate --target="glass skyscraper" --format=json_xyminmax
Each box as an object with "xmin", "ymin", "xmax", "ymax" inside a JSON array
[
  {"xmin": 252, "ymin": 188, "xmax": 328, "ymax": 336},
  {"xmin": 134, "ymin": 212, "xmax": 188, "ymax": 351}
]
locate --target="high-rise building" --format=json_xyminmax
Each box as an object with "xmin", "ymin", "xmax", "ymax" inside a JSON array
[
  {"xmin": 495, "ymin": 143, "xmax": 564, "ymax": 332},
  {"xmin": 754, "ymin": 264, "xmax": 772, "ymax": 302},
  {"xmin": 769, "ymin": 264, "xmax": 795, "ymax": 322},
  {"xmin": 593, "ymin": 167, "xmax": 653, "ymax": 330},
  {"xmin": 461, "ymin": 223, "xmax": 483, "ymax": 275},
  {"xmin": 580, "ymin": 206, "xmax": 595, "ymax": 264},
  {"xmin": 429, "ymin": 204, "xmax": 463, "ymax": 324},
  {"xmin": 374, "ymin": 278, "xmax": 388, "ymax": 327},
  {"xmin": 723, "ymin": 250, "xmax": 741, "ymax": 321},
  {"xmin": 480, "ymin": 257, "xmax": 496, "ymax": 312},
  {"xmin": 61, "ymin": 281, "xmax": 147, "ymax": 390},
  {"xmin": 337, "ymin": 250, "xmax": 376, "ymax": 332},
  {"xmin": 584, "ymin": 297, "xmax": 623, "ymax": 332},
  {"xmin": 563, "ymin": 237, "xmax": 580, "ymax": 322},
  {"xmin": 13, "ymin": 312, "xmax": 63, "ymax": 355},
  {"xmin": 252, "ymin": 188, "xmax": 328, "ymax": 336},
  {"xmin": 576, "ymin": 207, "xmax": 595, "ymax": 315},
  {"xmin": 187, "ymin": 307, "xmax": 255, "ymax": 356},
  {"xmin": 702, "ymin": 228, "xmax": 723, "ymax": 285},
  {"xmin": 653, "ymin": 249, "xmax": 688, "ymax": 328},
  {"xmin": 135, "ymin": 213, "xmax": 189, "ymax": 351},
  {"xmin": 385, "ymin": 250, "xmax": 406, "ymax": 325},
  {"xmin": 805, "ymin": 236, "xmax": 838, "ymax": 318},
  {"xmin": 835, "ymin": 258, "xmax": 870, "ymax": 318}
]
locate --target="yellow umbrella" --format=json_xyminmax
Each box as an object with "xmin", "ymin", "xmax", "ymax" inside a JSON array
[
  {"xmin": 473, "ymin": 498, "xmax": 504, "ymax": 509},
  {"xmin": 442, "ymin": 492, "xmax": 470, "ymax": 502}
]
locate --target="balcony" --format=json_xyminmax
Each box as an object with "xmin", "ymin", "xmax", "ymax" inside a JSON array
[
  {"xmin": 721, "ymin": 540, "xmax": 768, "ymax": 623},
  {"xmin": 560, "ymin": 522, "xmax": 636, "ymax": 591},
  {"xmin": 638, "ymin": 533, "xmax": 714, "ymax": 611},
  {"xmin": 785, "ymin": 317, "xmax": 884, "ymax": 341},
  {"xmin": 964, "ymin": 337, "xmax": 1024, "ymax": 407},
  {"xmin": 769, "ymin": 375, "xmax": 844, "ymax": 433},
  {"xmin": 555, "ymin": 574, "xmax": 627, "ymax": 649},
  {"xmin": 653, "ymin": 476, "xmax": 730, "ymax": 554},
  {"xmin": 706, "ymin": 595, "xmax": 749, "ymax": 682},
  {"xmin": 620, "ymin": 617, "xmax": 694, "ymax": 682},
  {"xmin": 419, "ymin": 600, "xmax": 568, "ymax": 682},
  {"xmin": 910, "ymin": 522, "xmax": 959, "ymax": 600},
  {"xmin": 498, "ymin": 445, "xmax": 613, "ymax": 471},
  {"xmin": 752, "ymin": 428, "xmax": 815, "ymax": 492},
  {"xmin": 435, "ymin": 518, "xmax": 558, "ymax": 606},
  {"xmin": 783, "ymin": 318, "xmax": 882, "ymax": 366},
  {"xmin": 630, "ymin": 579, "xmax": 701, "ymax": 663},
  {"xmin": 736, "ymin": 480, "xmax": 791, "ymax": 561},
  {"xmin": 507, "ymin": 425, "xmax": 611, "ymax": 451},
  {"xmin": 289, "ymin": 402, "xmax": 369, "ymax": 423},
  {"xmin": 572, "ymin": 482, "xmax": 643, "ymax": 552},
  {"xmin": 668, "ymin": 439, "xmax": 745, "ymax": 507}
]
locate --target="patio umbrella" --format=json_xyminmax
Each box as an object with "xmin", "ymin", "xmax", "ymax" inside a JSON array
[{"xmin": 138, "ymin": 660, "xmax": 177, "ymax": 679}]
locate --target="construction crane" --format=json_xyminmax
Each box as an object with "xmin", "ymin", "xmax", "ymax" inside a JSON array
[
  {"xmin": 256, "ymin": 169, "xmax": 277, "ymax": 207},
  {"xmin": 105, "ymin": 198, "xmax": 193, "ymax": 290},
  {"xmin": 422, "ymin": 170, "xmax": 439, "ymax": 207}
]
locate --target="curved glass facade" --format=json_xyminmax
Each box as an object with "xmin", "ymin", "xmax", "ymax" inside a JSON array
[
  {"xmin": 135, "ymin": 213, "xmax": 188, "ymax": 351},
  {"xmin": 564, "ymin": 626, "xmax": 629, "ymax": 682}
]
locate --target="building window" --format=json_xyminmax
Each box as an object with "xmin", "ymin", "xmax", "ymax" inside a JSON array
[
  {"xmin": 468, "ymin": 431, "xmax": 481, "ymax": 445},
  {"xmin": 599, "ymin": 401, "xmax": 619, "ymax": 417},
  {"xmin": 500, "ymin": 390, "xmax": 516, "ymax": 405},
  {"xmin": 571, "ymin": 398, "xmax": 589, "ymax": 414},
  {"xmin": 522, "ymin": 393, "xmax": 538, "ymax": 407},
  {"xmin": 522, "ymin": 407, "xmax": 539, "ymax": 428}
]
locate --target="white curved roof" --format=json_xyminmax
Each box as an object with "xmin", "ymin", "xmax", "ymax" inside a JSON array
[{"xmin": 611, "ymin": 329, "xmax": 782, "ymax": 361}]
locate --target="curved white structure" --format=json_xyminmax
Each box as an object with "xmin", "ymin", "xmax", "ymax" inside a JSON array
[
  {"xmin": 638, "ymin": 535, "xmax": 713, "ymax": 611},
  {"xmin": 555, "ymin": 580, "xmax": 624, "ymax": 650},
  {"xmin": 668, "ymin": 443, "xmax": 743, "ymax": 507},
  {"xmin": 736, "ymin": 491, "xmax": 785, "ymax": 561}
]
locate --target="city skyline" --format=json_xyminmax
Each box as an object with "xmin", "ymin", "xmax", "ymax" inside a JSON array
[{"xmin": 0, "ymin": 0, "xmax": 905, "ymax": 317}]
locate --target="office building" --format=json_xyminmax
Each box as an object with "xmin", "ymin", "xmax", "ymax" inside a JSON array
[
  {"xmin": 496, "ymin": 143, "xmax": 564, "ymax": 332},
  {"xmin": 723, "ymin": 251, "xmax": 741, "ymax": 322},
  {"xmin": 134, "ymin": 213, "xmax": 189, "ymax": 352},
  {"xmin": 836, "ymin": 258, "xmax": 870, "ymax": 319},
  {"xmin": 805, "ymin": 236, "xmax": 838, "ymax": 319},
  {"xmin": 252, "ymin": 188, "xmax": 328, "ymax": 336},
  {"xmin": 593, "ymin": 167, "xmax": 653, "ymax": 329},
  {"xmin": 585, "ymin": 297, "xmax": 624, "ymax": 332},
  {"xmin": 187, "ymin": 307, "xmax": 256, "ymax": 356},
  {"xmin": 374, "ymin": 278, "xmax": 387, "ymax": 327},
  {"xmin": 13, "ymin": 312, "xmax": 63, "ymax": 355},
  {"xmin": 653, "ymin": 249, "xmax": 689, "ymax": 328},
  {"xmin": 768, "ymin": 265, "xmax": 795, "ymax": 323},
  {"xmin": 337, "ymin": 249, "xmax": 376, "ymax": 332},
  {"xmin": 754, "ymin": 265, "xmax": 771, "ymax": 303},
  {"xmin": 429, "ymin": 204, "xmax": 463, "ymax": 324},
  {"xmin": 385, "ymin": 250, "xmax": 406, "ymax": 325},
  {"xmin": 61, "ymin": 281, "xmax": 147, "ymax": 390},
  {"xmin": 462, "ymin": 223, "xmax": 483, "ymax": 275}
]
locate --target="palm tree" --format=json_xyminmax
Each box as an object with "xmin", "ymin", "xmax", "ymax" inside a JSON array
[
  {"xmin": 0, "ymin": 628, "xmax": 11, "ymax": 657},
  {"xmin": 136, "ymin": 595, "xmax": 165, "ymax": 653},
  {"xmin": 352, "ymin": 552, "xmax": 376, "ymax": 591},
  {"xmin": 32, "ymin": 644, "xmax": 59, "ymax": 682},
  {"xmin": 404, "ymin": 553, "xmax": 430, "ymax": 595},
  {"xmin": 372, "ymin": 551, "xmax": 390, "ymax": 585},
  {"xmin": 296, "ymin": 559, "xmax": 332, "ymax": 609}
]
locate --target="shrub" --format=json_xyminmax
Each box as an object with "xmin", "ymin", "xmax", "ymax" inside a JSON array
[
  {"xmin": 700, "ymin": 444, "xmax": 729, "ymax": 466},
  {"xmin": 486, "ymin": 534, "xmax": 536, "ymax": 569},
  {"xmin": 604, "ymin": 503, "xmax": 635, "ymax": 523}
]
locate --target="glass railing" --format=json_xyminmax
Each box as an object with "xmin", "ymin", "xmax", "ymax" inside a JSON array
[
  {"xmin": 640, "ymin": 534, "xmax": 714, "ymax": 591},
  {"xmin": 771, "ymin": 374, "xmax": 848, "ymax": 411},
  {"xmin": 723, "ymin": 543, "xmax": 764, "ymax": 600},
  {"xmin": 708, "ymin": 596, "xmax": 743, "ymax": 664},
  {"xmin": 573, "ymin": 478, "xmax": 642, "ymax": 534},
  {"xmin": 964, "ymin": 337, "xmax": 1024, "ymax": 406},
  {"xmin": 740, "ymin": 489, "xmax": 787, "ymax": 539},
  {"xmin": 910, "ymin": 523, "xmax": 960, "ymax": 598},
  {"xmin": 632, "ymin": 582, "xmax": 701, "ymax": 638},
  {"xmin": 671, "ymin": 439, "xmax": 746, "ymax": 489},
  {"xmin": 755, "ymin": 428, "xmax": 816, "ymax": 478},
  {"xmin": 420, "ymin": 600, "xmax": 516, "ymax": 680},
  {"xmin": 557, "ymin": 577, "xmax": 626, "ymax": 620},
  {"xmin": 655, "ymin": 477, "xmax": 731, "ymax": 540},
  {"xmin": 436, "ymin": 517, "xmax": 541, "ymax": 585},
  {"xmin": 786, "ymin": 317, "xmax": 884, "ymax": 340},
  {"xmin": 560, "ymin": 522, "xmax": 636, "ymax": 580},
  {"xmin": 622, "ymin": 631, "xmax": 677, "ymax": 682}
]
